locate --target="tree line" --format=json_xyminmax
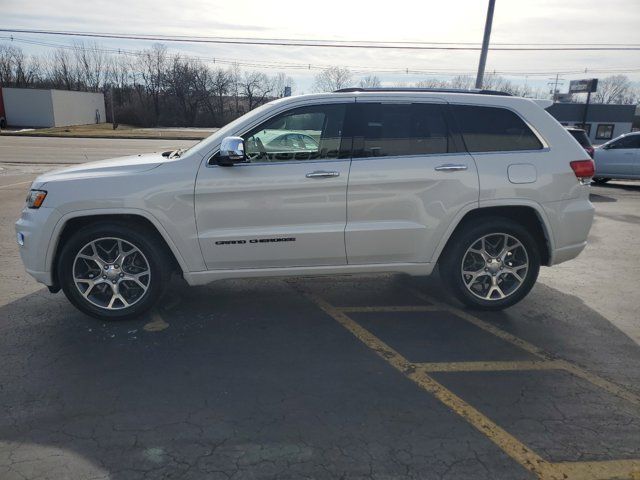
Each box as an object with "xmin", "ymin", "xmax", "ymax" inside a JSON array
[
  {"xmin": 0, "ymin": 43, "xmax": 294, "ymax": 127},
  {"xmin": 1, "ymin": 43, "xmax": 638, "ymax": 128}
]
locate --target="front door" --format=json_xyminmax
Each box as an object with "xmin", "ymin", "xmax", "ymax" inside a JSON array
[
  {"xmin": 597, "ymin": 134, "xmax": 640, "ymax": 177},
  {"xmin": 195, "ymin": 103, "xmax": 351, "ymax": 270},
  {"xmin": 345, "ymin": 100, "xmax": 479, "ymax": 264}
]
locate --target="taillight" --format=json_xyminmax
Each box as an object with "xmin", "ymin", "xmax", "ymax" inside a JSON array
[
  {"xmin": 585, "ymin": 146, "xmax": 594, "ymax": 158},
  {"xmin": 570, "ymin": 159, "xmax": 595, "ymax": 180}
]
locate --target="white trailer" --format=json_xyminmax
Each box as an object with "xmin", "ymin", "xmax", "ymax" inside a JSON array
[{"xmin": 1, "ymin": 87, "xmax": 105, "ymax": 128}]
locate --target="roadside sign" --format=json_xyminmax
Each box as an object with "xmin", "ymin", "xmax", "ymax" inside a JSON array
[{"xmin": 569, "ymin": 79, "xmax": 598, "ymax": 94}]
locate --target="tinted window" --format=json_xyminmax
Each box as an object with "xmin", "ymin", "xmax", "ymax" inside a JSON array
[
  {"xmin": 568, "ymin": 129, "xmax": 591, "ymax": 147},
  {"xmin": 243, "ymin": 104, "xmax": 346, "ymax": 162},
  {"xmin": 450, "ymin": 105, "xmax": 543, "ymax": 152},
  {"xmin": 608, "ymin": 134, "xmax": 640, "ymax": 149},
  {"xmin": 351, "ymin": 103, "xmax": 452, "ymax": 157}
]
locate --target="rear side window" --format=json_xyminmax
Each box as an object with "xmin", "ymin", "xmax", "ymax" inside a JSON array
[
  {"xmin": 350, "ymin": 103, "xmax": 453, "ymax": 157},
  {"xmin": 450, "ymin": 105, "xmax": 543, "ymax": 152},
  {"xmin": 568, "ymin": 129, "xmax": 591, "ymax": 147}
]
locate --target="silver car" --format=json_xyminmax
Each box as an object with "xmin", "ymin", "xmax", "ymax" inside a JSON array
[{"xmin": 593, "ymin": 131, "xmax": 640, "ymax": 183}]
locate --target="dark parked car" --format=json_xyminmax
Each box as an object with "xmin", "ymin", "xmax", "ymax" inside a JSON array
[{"xmin": 566, "ymin": 127, "xmax": 594, "ymax": 158}]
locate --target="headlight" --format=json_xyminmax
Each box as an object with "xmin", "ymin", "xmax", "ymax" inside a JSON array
[{"xmin": 26, "ymin": 190, "xmax": 47, "ymax": 209}]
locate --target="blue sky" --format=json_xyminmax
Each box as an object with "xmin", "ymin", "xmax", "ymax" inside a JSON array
[{"xmin": 2, "ymin": 0, "xmax": 639, "ymax": 93}]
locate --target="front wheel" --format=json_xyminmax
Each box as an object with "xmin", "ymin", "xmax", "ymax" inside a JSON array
[
  {"xmin": 439, "ymin": 218, "xmax": 540, "ymax": 310},
  {"xmin": 58, "ymin": 222, "xmax": 171, "ymax": 320}
]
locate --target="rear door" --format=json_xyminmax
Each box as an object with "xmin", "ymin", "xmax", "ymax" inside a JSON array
[{"xmin": 345, "ymin": 100, "xmax": 479, "ymax": 264}]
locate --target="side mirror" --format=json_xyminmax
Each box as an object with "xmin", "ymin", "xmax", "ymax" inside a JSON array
[{"xmin": 217, "ymin": 136, "xmax": 246, "ymax": 166}]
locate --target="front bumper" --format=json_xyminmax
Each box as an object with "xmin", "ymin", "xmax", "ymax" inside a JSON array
[{"xmin": 15, "ymin": 206, "xmax": 61, "ymax": 286}]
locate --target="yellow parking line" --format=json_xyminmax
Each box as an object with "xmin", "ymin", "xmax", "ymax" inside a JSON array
[
  {"xmin": 302, "ymin": 290, "xmax": 557, "ymax": 479},
  {"xmin": 550, "ymin": 459, "xmax": 640, "ymax": 480},
  {"xmin": 409, "ymin": 289, "xmax": 640, "ymax": 407},
  {"xmin": 418, "ymin": 360, "xmax": 563, "ymax": 372},
  {"xmin": 338, "ymin": 305, "xmax": 441, "ymax": 313}
]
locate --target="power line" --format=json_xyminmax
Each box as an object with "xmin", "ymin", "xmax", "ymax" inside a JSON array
[
  {"xmin": 4, "ymin": 35, "xmax": 640, "ymax": 79},
  {"xmin": 1, "ymin": 28, "xmax": 640, "ymax": 51}
]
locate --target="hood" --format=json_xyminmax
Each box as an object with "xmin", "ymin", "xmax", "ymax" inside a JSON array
[{"xmin": 32, "ymin": 152, "xmax": 170, "ymax": 187}]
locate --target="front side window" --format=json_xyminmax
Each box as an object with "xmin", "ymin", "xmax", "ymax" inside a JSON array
[
  {"xmin": 351, "ymin": 103, "xmax": 452, "ymax": 158},
  {"xmin": 243, "ymin": 104, "xmax": 347, "ymax": 162},
  {"xmin": 608, "ymin": 134, "xmax": 640, "ymax": 149},
  {"xmin": 450, "ymin": 105, "xmax": 543, "ymax": 152},
  {"xmin": 595, "ymin": 124, "xmax": 614, "ymax": 141}
]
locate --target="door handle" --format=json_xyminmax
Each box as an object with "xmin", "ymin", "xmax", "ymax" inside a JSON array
[
  {"xmin": 435, "ymin": 164, "xmax": 468, "ymax": 172},
  {"xmin": 306, "ymin": 170, "xmax": 340, "ymax": 178}
]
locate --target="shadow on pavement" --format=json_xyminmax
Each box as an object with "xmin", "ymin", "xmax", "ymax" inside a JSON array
[{"xmin": 0, "ymin": 275, "xmax": 638, "ymax": 479}]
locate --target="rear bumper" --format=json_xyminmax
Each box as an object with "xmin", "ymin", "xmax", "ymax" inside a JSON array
[{"xmin": 543, "ymin": 196, "xmax": 594, "ymax": 265}]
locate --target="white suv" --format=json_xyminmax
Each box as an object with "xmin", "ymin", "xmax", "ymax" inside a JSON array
[{"xmin": 16, "ymin": 88, "xmax": 595, "ymax": 320}]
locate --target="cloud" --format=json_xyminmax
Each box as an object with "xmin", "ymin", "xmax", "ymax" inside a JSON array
[{"xmin": 2, "ymin": 0, "xmax": 639, "ymax": 92}]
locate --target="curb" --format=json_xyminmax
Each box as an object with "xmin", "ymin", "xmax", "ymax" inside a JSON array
[{"xmin": 0, "ymin": 132, "xmax": 208, "ymax": 141}]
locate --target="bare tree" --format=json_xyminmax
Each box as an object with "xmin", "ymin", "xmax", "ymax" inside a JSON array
[
  {"xmin": 591, "ymin": 75, "xmax": 636, "ymax": 104},
  {"xmin": 228, "ymin": 63, "xmax": 242, "ymax": 115},
  {"xmin": 414, "ymin": 79, "xmax": 446, "ymax": 88},
  {"xmin": 313, "ymin": 66, "xmax": 353, "ymax": 92},
  {"xmin": 165, "ymin": 56, "xmax": 208, "ymax": 125},
  {"xmin": 73, "ymin": 42, "xmax": 108, "ymax": 91},
  {"xmin": 273, "ymin": 72, "xmax": 295, "ymax": 97},
  {"xmin": 241, "ymin": 71, "xmax": 274, "ymax": 110},
  {"xmin": 360, "ymin": 75, "xmax": 381, "ymax": 88},
  {"xmin": 0, "ymin": 45, "xmax": 39, "ymax": 87},
  {"xmin": 139, "ymin": 44, "xmax": 168, "ymax": 124},
  {"xmin": 47, "ymin": 48, "xmax": 78, "ymax": 90},
  {"xmin": 449, "ymin": 75, "xmax": 475, "ymax": 90}
]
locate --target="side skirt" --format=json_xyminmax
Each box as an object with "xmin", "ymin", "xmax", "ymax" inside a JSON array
[{"xmin": 183, "ymin": 262, "xmax": 435, "ymax": 286}]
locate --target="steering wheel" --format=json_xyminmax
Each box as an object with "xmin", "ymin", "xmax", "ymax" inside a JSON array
[{"xmin": 255, "ymin": 137, "xmax": 267, "ymax": 155}]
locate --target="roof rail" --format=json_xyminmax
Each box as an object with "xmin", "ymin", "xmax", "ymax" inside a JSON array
[{"xmin": 334, "ymin": 87, "xmax": 512, "ymax": 96}]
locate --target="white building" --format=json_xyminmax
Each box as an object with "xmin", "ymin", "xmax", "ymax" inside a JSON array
[
  {"xmin": 1, "ymin": 88, "xmax": 105, "ymax": 128},
  {"xmin": 546, "ymin": 103, "xmax": 636, "ymax": 144}
]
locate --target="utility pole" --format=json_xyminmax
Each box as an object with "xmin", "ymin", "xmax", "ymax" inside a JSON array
[
  {"xmin": 475, "ymin": 0, "xmax": 496, "ymax": 89},
  {"xmin": 581, "ymin": 89, "xmax": 593, "ymax": 131},
  {"xmin": 547, "ymin": 74, "xmax": 565, "ymax": 102},
  {"xmin": 110, "ymin": 86, "xmax": 117, "ymax": 130}
]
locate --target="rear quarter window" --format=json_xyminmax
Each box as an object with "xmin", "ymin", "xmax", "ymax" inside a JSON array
[
  {"xmin": 450, "ymin": 105, "xmax": 543, "ymax": 153},
  {"xmin": 568, "ymin": 129, "xmax": 591, "ymax": 147}
]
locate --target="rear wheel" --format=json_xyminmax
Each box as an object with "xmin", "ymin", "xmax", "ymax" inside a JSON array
[
  {"xmin": 592, "ymin": 177, "xmax": 611, "ymax": 184},
  {"xmin": 439, "ymin": 218, "xmax": 540, "ymax": 310},
  {"xmin": 58, "ymin": 222, "xmax": 171, "ymax": 320}
]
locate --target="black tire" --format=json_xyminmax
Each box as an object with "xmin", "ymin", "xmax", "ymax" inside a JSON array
[
  {"xmin": 57, "ymin": 221, "xmax": 172, "ymax": 320},
  {"xmin": 439, "ymin": 217, "xmax": 541, "ymax": 311},
  {"xmin": 592, "ymin": 177, "xmax": 611, "ymax": 184}
]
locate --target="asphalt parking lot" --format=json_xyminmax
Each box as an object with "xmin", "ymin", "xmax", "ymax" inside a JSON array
[{"xmin": 0, "ymin": 137, "xmax": 639, "ymax": 480}]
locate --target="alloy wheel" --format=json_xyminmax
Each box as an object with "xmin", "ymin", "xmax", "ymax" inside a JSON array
[
  {"xmin": 72, "ymin": 237, "xmax": 151, "ymax": 310},
  {"xmin": 460, "ymin": 233, "xmax": 529, "ymax": 301}
]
